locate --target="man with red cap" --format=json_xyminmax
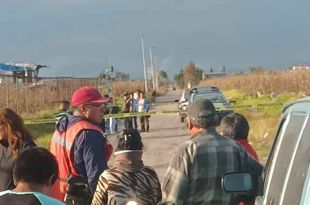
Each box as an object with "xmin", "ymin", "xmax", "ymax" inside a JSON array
[{"xmin": 50, "ymin": 86, "xmax": 112, "ymax": 202}]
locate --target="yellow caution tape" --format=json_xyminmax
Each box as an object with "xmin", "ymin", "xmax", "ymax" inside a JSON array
[
  {"xmin": 25, "ymin": 118, "xmax": 56, "ymax": 125},
  {"xmin": 24, "ymin": 102, "xmax": 284, "ymax": 125}
]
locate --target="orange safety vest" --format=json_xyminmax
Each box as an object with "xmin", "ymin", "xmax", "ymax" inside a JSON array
[{"xmin": 49, "ymin": 120, "xmax": 113, "ymax": 201}]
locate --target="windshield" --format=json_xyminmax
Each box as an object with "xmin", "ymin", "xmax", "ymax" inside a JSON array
[{"xmin": 192, "ymin": 93, "xmax": 227, "ymax": 103}]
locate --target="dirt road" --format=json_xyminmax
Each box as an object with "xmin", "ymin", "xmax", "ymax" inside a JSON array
[{"xmin": 107, "ymin": 90, "xmax": 188, "ymax": 182}]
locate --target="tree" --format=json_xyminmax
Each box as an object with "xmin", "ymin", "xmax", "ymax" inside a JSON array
[
  {"xmin": 182, "ymin": 61, "xmax": 203, "ymax": 88},
  {"xmin": 159, "ymin": 70, "xmax": 168, "ymax": 79},
  {"xmin": 174, "ymin": 61, "xmax": 204, "ymax": 89},
  {"xmin": 249, "ymin": 66, "xmax": 264, "ymax": 73},
  {"xmin": 174, "ymin": 70, "xmax": 185, "ymax": 88}
]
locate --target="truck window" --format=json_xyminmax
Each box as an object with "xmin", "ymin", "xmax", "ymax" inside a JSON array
[
  {"xmin": 264, "ymin": 113, "xmax": 307, "ymax": 205},
  {"xmin": 281, "ymin": 117, "xmax": 310, "ymax": 204}
]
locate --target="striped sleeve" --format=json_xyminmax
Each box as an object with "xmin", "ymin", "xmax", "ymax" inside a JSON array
[{"xmin": 91, "ymin": 172, "xmax": 109, "ymax": 205}]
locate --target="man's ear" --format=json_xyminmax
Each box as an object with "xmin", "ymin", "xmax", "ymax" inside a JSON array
[{"xmin": 79, "ymin": 104, "xmax": 90, "ymax": 114}]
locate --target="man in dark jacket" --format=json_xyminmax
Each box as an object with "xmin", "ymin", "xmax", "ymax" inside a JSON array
[
  {"xmin": 121, "ymin": 92, "xmax": 133, "ymax": 129},
  {"xmin": 50, "ymin": 86, "xmax": 111, "ymax": 202}
]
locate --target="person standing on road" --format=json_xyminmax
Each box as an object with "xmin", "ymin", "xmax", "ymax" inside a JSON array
[
  {"xmin": 0, "ymin": 108, "xmax": 36, "ymax": 191},
  {"xmin": 138, "ymin": 91, "xmax": 150, "ymax": 132},
  {"xmin": 0, "ymin": 147, "xmax": 65, "ymax": 205},
  {"xmin": 50, "ymin": 86, "xmax": 113, "ymax": 202},
  {"xmin": 219, "ymin": 112, "xmax": 259, "ymax": 161},
  {"xmin": 53, "ymin": 100, "xmax": 72, "ymax": 123},
  {"xmin": 132, "ymin": 90, "xmax": 140, "ymax": 130},
  {"xmin": 108, "ymin": 98, "xmax": 120, "ymax": 134},
  {"xmin": 161, "ymin": 99, "xmax": 263, "ymax": 205},
  {"xmin": 121, "ymin": 92, "xmax": 133, "ymax": 130},
  {"xmin": 92, "ymin": 129, "xmax": 162, "ymax": 205}
]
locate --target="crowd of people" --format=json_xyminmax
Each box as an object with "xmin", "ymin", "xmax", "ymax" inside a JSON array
[
  {"xmin": 0, "ymin": 86, "xmax": 263, "ymax": 205},
  {"xmin": 121, "ymin": 90, "xmax": 151, "ymax": 132}
]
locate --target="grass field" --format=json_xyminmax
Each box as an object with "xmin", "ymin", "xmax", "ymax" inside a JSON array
[
  {"xmin": 26, "ymin": 89, "xmax": 302, "ymax": 159},
  {"xmin": 222, "ymin": 89, "xmax": 302, "ymax": 159}
]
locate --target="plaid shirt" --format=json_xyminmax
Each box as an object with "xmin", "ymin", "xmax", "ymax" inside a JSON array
[{"xmin": 161, "ymin": 129, "xmax": 263, "ymax": 205}]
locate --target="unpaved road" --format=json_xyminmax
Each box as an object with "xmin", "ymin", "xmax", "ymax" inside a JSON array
[{"xmin": 107, "ymin": 90, "xmax": 188, "ymax": 182}]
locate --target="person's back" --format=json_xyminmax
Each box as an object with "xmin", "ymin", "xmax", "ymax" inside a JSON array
[
  {"xmin": 163, "ymin": 129, "xmax": 259, "ymax": 204},
  {"xmin": 161, "ymin": 100, "xmax": 263, "ymax": 205},
  {"xmin": 92, "ymin": 129, "xmax": 162, "ymax": 205},
  {"xmin": 0, "ymin": 191, "xmax": 64, "ymax": 205},
  {"xmin": 0, "ymin": 147, "xmax": 65, "ymax": 205},
  {"xmin": 94, "ymin": 166, "xmax": 161, "ymax": 205}
]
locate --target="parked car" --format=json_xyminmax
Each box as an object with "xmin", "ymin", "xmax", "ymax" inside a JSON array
[
  {"xmin": 178, "ymin": 86, "xmax": 233, "ymax": 123},
  {"xmin": 222, "ymin": 97, "xmax": 310, "ymax": 205}
]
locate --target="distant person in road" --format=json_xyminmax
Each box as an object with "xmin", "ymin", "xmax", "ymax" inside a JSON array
[
  {"xmin": 132, "ymin": 90, "xmax": 140, "ymax": 130},
  {"xmin": 0, "ymin": 147, "xmax": 64, "ymax": 205},
  {"xmin": 0, "ymin": 108, "xmax": 36, "ymax": 191},
  {"xmin": 219, "ymin": 112, "xmax": 259, "ymax": 161},
  {"xmin": 151, "ymin": 90, "xmax": 157, "ymax": 103},
  {"xmin": 49, "ymin": 86, "xmax": 113, "ymax": 202},
  {"xmin": 138, "ymin": 91, "xmax": 150, "ymax": 132},
  {"xmin": 53, "ymin": 100, "xmax": 72, "ymax": 123},
  {"xmin": 161, "ymin": 99, "xmax": 263, "ymax": 205},
  {"xmin": 121, "ymin": 92, "xmax": 133, "ymax": 130},
  {"xmin": 92, "ymin": 129, "xmax": 162, "ymax": 205},
  {"xmin": 108, "ymin": 98, "xmax": 120, "ymax": 134}
]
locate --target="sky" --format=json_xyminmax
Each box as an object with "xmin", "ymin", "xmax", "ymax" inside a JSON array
[{"xmin": 0, "ymin": 0, "xmax": 309, "ymax": 79}]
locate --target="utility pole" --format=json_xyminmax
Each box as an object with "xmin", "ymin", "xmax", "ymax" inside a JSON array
[
  {"xmin": 154, "ymin": 55, "xmax": 159, "ymax": 90},
  {"xmin": 149, "ymin": 46, "xmax": 156, "ymax": 90},
  {"xmin": 141, "ymin": 33, "xmax": 148, "ymax": 92}
]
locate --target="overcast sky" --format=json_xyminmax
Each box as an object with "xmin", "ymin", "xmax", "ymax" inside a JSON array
[{"xmin": 0, "ymin": 0, "xmax": 309, "ymax": 79}]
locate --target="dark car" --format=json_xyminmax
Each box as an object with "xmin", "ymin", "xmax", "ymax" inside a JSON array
[
  {"xmin": 178, "ymin": 86, "xmax": 233, "ymax": 123},
  {"xmin": 222, "ymin": 97, "xmax": 310, "ymax": 205}
]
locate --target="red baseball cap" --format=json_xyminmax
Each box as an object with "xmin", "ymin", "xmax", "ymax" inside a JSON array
[{"xmin": 71, "ymin": 86, "xmax": 110, "ymax": 106}]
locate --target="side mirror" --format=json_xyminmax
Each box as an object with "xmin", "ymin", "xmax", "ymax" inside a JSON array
[{"xmin": 222, "ymin": 172, "xmax": 262, "ymax": 195}]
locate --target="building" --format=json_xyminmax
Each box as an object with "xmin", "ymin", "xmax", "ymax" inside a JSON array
[
  {"xmin": 0, "ymin": 62, "xmax": 47, "ymax": 84},
  {"xmin": 290, "ymin": 65, "xmax": 310, "ymax": 71},
  {"xmin": 202, "ymin": 71, "xmax": 226, "ymax": 80}
]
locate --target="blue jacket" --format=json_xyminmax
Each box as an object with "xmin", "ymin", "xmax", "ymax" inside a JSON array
[{"xmin": 56, "ymin": 115, "xmax": 108, "ymax": 195}]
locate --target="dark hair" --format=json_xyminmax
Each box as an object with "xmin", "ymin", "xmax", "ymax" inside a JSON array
[
  {"xmin": 13, "ymin": 147, "xmax": 59, "ymax": 186},
  {"xmin": 0, "ymin": 108, "xmax": 34, "ymax": 159},
  {"xmin": 116, "ymin": 129, "xmax": 143, "ymax": 151},
  {"xmin": 220, "ymin": 113, "xmax": 249, "ymax": 140}
]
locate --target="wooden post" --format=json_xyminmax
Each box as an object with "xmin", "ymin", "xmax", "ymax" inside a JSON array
[
  {"xmin": 26, "ymin": 75, "xmax": 29, "ymax": 113},
  {"xmin": 6, "ymin": 76, "xmax": 9, "ymax": 108},
  {"xmin": 16, "ymin": 76, "xmax": 19, "ymax": 113}
]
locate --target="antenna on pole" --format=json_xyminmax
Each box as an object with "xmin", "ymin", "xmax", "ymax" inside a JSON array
[{"xmin": 141, "ymin": 33, "xmax": 148, "ymax": 92}]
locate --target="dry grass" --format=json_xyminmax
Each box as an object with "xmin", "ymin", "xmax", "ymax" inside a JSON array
[
  {"xmin": 220, "ymin": 88, "xmax": 302, "ymax": 160},
  {"xmin": 0, "ymin": 77, "xmax": 98, "ymax": 114},
  {"xmin": 200, "ymin": 70, "xmax": 309, "ymax": 159},
  {"xmin": 200, "ymin": 70, "xmax": 310, "ymax": 95},
  {"xmin": 239, "ymin": 111, "xmax": 279, "ymax": 159}
]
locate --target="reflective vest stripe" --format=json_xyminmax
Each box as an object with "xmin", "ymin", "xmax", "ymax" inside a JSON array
[{"xmin": 51, "ymin": 132, "xmax": 72, "ymax": 150}]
